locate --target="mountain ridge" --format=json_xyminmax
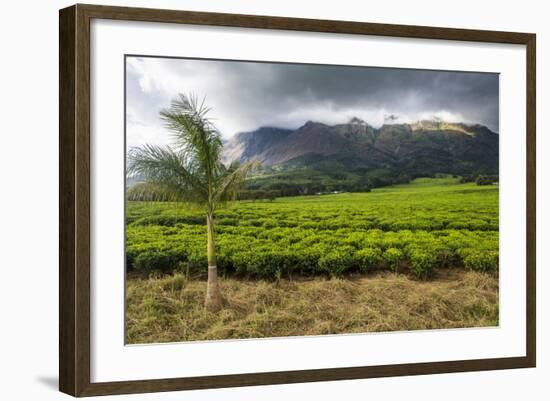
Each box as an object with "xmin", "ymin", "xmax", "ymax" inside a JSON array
[{"xmin": 224, "ymin": 118, "xmax": 499, "ymax": 177}]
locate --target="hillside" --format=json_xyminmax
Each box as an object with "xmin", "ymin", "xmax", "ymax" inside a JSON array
[{"xmin": 223, "ymin": 118, "xmax": 499, "ymax": 196}]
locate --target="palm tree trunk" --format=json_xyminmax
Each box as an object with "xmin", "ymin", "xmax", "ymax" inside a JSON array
[{"xmin": 204, "ymin": 213, "xmax": 222, "ymax": 312}]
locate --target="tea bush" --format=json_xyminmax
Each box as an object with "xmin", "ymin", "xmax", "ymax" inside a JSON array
[
  {"xmin": 318, "ymin": 247, "xmax": 355, "ymax": 277},
  {"xmin": 463, "ymin": 250, "xmax": 499, "ymax": 272},
  {"xmin": 383, "ymin": 248, "xmax": 403, "ymax": 272},
  {"xmin": 355, "ymin": 248, "xmax": 382, "ymax": 272},
  {"xmin": 134, "ymin": 247, "xmax": 187, "ymax": 274},
  {"xmin": 409, "ymin": 249, "xmax": 438, "ymax": 278}
]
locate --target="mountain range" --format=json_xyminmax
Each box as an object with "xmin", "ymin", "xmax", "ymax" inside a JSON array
[
  {"xmin": 225, "ymin": 118, "xmax": 498, "ymax": 173},
  {"xmin": 222, "ymin": 118, "xmax": 498, "ymax": 196}
]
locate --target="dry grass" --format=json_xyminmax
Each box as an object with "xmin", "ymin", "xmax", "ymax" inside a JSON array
[{"xmin": 126, "ymin": 269, "xmax": 498, "ymax": 344}]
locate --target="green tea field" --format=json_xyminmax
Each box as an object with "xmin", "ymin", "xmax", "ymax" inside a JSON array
[{"xmin": 126, "ymin": 177, "xmax": 499, "ymax": 279}]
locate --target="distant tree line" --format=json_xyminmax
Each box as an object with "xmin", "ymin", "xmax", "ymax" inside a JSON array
[
  {"xmin": 128, "ymin": 170, "xmax": 498, "ymax": 203},
  {"xmin": 459, "ymin": 174, "xmax": 499, "ymax": 186},
  {"xmin": 237, "ymin": 171, "xmax": 414, "ymax": 201}
]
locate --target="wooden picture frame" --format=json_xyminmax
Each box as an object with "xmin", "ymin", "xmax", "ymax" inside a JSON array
[{"xmin": 59, "ymin": 3, "xmax": 536, "ymax": 397}]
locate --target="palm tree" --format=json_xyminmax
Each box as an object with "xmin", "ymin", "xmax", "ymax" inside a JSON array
[{"xmin": 127, "ymin": 94, "xmax": 258, "ymax": 312}]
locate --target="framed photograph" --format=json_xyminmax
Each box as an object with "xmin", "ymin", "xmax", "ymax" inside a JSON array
[{"xmin": 59, "ymin": 4, "xmax": 536, "ymax": 397}]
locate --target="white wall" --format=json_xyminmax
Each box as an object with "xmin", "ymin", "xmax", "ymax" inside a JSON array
[{"xmin": 0, "ymin": 1, "xmax": 546, "ymax": 400}]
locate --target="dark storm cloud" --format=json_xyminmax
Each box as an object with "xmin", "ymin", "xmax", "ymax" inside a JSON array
[
  {"xmin": 235, "ymin": 62, "xmax": 498, "ymax": 129},
  {"xmin": 126, "ymin": 57, "xmax": 499, "ymax": 146}
]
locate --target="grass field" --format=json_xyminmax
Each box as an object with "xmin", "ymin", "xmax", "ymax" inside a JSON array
[
  {"xmin": 127, "ymin": 269, "xmax": 498, "ymax": 343},
  {"xmin": 125, "ymin": 177, "xmax": 499, "ymax": 343}
]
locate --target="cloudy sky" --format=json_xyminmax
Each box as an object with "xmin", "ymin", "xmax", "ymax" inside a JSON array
[{"xmin": 126, "ymin": 56, "xmax": 499, "ymax": 148}]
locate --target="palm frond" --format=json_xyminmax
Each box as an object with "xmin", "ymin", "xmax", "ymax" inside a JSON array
[
  {"xmin": 213, "ymin": 160, "xmax": 261, "ymax": 203},
  {"xmin": 126, "ymin": 182, "xmax": 186, "ymax": 202},
  {"xmin": 127, "ymin": 144, "xmax": 207, "ymax": 203},
  {"xmin": 160, "ymin": 94, "xmax": 224, "ymax": 183}
]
